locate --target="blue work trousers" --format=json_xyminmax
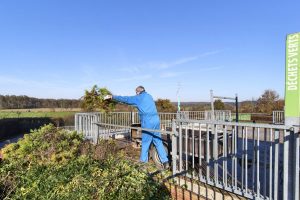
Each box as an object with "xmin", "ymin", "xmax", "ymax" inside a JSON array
[{"xmin": 140, "ymin": 129, "xmax": 169, "ymax": 163}]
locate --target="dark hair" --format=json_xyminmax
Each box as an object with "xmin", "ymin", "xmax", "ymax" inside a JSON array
[
  {"xmin": 136, "ymin": 86, "xmax": 145, "ymax": 91},
  {"xmin": 136, "ymin": 86, "xmax": 145, "ymax": 94}
]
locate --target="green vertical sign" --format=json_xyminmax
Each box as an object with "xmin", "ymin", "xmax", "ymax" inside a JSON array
[{"xmin": 285, "ymin": 32, "xmax": 300, "ymax": 123}]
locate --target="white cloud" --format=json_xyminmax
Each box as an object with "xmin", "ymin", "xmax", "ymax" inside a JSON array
[
  {"xmin": 155, "ymin": 55, "xmax": 199, "ymax": 69},
  {"xmin": 155, "ymin": 50, "xmax": 222, "ymax": 70},
  {"xmin": 198, "ymin": 66, "xmax": 224, "ymax": 72},
  {"xmin": 113, "ymin": 74, "xmax": 152, "ymax": 82},
  {"xmin": 198, "ymin": 50, "xmax": 222, "ymax": 57},
  {"xmin": 159, "ymin": 72, "xmax": 180, "ymax": 78},
  {"xmin": 119, "ymin": 66, "xmax": 142, "ymax": 73},
  {"xmin": 117, "ymin": 50, "xmax": 222, "ymax": 73},
  {"xmin": 150, "ymin": 50, "xmax": 221, "ymax": 70}
]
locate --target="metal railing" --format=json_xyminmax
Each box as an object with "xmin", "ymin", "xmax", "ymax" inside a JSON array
[
  {"xmin": 74, "ymin": 111, "xmax": 200, "ymax": 137},
  {"xmin": 273, "ymin": 111, "xmax": 285, "ymax": 124},
  {"xmin": 74, "ymin": 112, "xmax": 99, "ymax": 143},
  {"xmin": 75, "ymin": 111, "xmax": 231, "ymax": 137},
  {"xmin": 93, "ymin": 122, "xmax": 172, "ymax": 141},
  {"xmin": 205, "ymin": 110, "xmax": 232, "ymax": 121},
  {"xmin": 171, "ymin": 119, "xmax": 299, "ymax": 200},
  {"xmin": 158, "ymin": 112, "xmax": 178, "ymax": 130},
  {"xmin": 74, "ymin": 112, "xmax": 299, "ymax": 199}
]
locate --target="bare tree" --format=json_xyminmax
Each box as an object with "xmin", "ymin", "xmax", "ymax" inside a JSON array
[
  {"xmin": 256, "ymin": 89, "xmax": 281, "ymax": 114},
  {"xmin": 240, "ymin": 101, "xmax": 256, "ymax": 113}
]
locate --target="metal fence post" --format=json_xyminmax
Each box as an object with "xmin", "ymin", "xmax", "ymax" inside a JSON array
[
  {"xmin": 274, "ymin": 129, "xmax": 279, "ymax": 200},
  {"xmin": 283, "ymin": 130, "xmax": 290, "ymax": 200},
  {"xmin": 213, "ymin": 123, "xmax": 218, "ymax": 185},
  {"xmin": 172, "ymin": 120, "xmax": 178, "ymax": 175},
  {"xmin": 92, "ymin": 114, "xmax": 101, "ymax": 144},
  {"xmin": 95, "ymin": 122, "xmax": 100, "ymax": 144},
  {"xmin": 91, "ymin": 115, "xmax": 95, "ymax": 143},
  {"xmin": 292, "ymin": 131, "xmax": 299, "ymax": 200},
  {"xmin": 75, "ymin": 113, "xmax": 78, "ymax": 132},
  {"xmin": 92, "ymin": 115, "xmax": 97, "ymax": 144}
]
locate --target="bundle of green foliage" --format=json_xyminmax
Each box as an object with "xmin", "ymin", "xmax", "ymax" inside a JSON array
[
  {"xmin": 0, "ymin": 124, "xmax": 170, "ymax": 200},
  {"xmin": 81, "ymin": 85, "xmax": 117, "ymax": 112}
]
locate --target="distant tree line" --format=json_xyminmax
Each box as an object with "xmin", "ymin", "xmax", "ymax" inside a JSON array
[
  {"xmin": 0, "ymin": 89, "xmax": 284, "ymax": 113},
  {"xmin": 0, "ymin": 95, "xmax": 80, "ymax": 109},
  {"xmin": 180, "ymin": 89, "xmax": 284, "ymax": 114}
]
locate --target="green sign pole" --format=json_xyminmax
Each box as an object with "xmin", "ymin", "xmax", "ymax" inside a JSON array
[
  {"xmin": 284, "ymin": 32, "xmax": 300, "ymax": 200},
  {"xmin": 285, "ymin": 32, "xmax": 300, "ymax": 127}
]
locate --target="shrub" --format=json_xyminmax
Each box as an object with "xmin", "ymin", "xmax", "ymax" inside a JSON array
[{"xmin": 0, "ymin": 124, "xmax": 170, "ymax": 200}]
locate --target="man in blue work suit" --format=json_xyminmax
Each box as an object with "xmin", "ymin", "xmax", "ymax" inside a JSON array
[{"xmin": 104, "ymin": 86, "xmax": 169, "ymax": 169}]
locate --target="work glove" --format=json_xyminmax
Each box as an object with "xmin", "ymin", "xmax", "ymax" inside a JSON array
[{"xmin": 104, "ymin": 95, "xmax": 112, "ymax": 100}]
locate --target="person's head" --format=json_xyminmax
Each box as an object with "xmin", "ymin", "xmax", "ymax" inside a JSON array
[{"xmin": 135, "ymin": 86, "xmax": 145, "ymax": 95}]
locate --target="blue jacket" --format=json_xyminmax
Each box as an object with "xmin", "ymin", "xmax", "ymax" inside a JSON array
[{"xmin": 112, "ymin": 92, "xmax": 160, "ymax": 129}]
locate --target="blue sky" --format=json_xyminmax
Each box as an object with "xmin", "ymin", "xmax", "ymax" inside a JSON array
[{"xmin": 0, "ymin": 0, "xmax": 299, "ymax": 101}]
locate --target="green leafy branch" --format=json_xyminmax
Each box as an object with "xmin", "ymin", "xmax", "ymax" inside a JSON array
[{"xmin": 80, "ymin": 85, "xmax": 117, "ymax": 113}]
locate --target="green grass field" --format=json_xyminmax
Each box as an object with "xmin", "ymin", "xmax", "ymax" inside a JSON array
[
  {"xmin": 232, "ymin": 113, "xmax": 252, "ymax": 121},
  {"xmin": 0, "ymin": 110, "xmax": 78, "ymax": 119}
]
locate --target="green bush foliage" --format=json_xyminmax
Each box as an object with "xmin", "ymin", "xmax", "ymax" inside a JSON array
[
  {"xmin": 0, "ymin": 124, "xmax": 170, "ymax": 200},
  {"xmin": 155, "ymin": 99, "xmax": 176, "ymax": 112},
  {"xmin": 81, "ymin": 85, "xmax": 117, "ymax": 112}
]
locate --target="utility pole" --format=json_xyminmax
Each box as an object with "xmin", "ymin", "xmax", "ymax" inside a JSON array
[
  {"xmin": 235, "ymin": 93, "xmax": 238, "ymax": 122},
  {"xmin": 210, "ymin": 90, "xmax": 215, "ymax": 120},
  {"xmin": 176, "ymin": 82, "xmax": 181, "ymax": 112}
]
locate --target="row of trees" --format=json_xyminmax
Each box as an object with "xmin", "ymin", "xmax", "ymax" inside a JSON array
[
  {"xmin": 239, "ymin": 89, "xmax": 284, "ymax": 114},
  {"xmin": 0, "ymin": 89, "xmax": 284, "ymax": 114},
  {"xmin": 166, "ymin": 89, "xmax": 284, "ymax": 114},
  {"xmin": 0, "ymin": 95, "xmax": 80, "ymax": 109}
]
